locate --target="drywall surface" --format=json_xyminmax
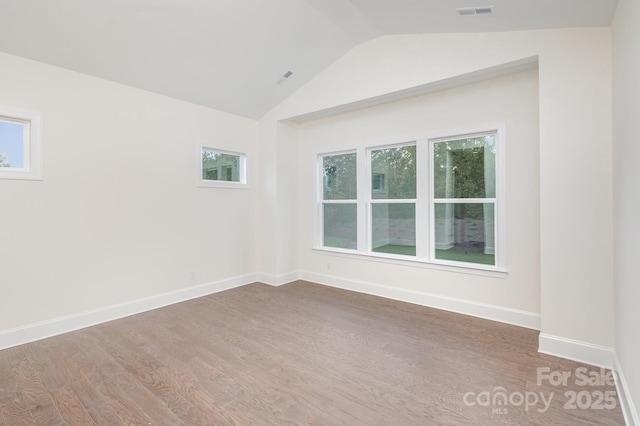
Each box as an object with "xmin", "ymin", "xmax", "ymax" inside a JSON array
[
  {"xmin": 612, "ymin": 0, "xmax": 640, "ymax": 419},
  {"xmin": 0, "ymin": 52, "xmax": 257, "ymax": 331},
  {"xmin": 297, "ymin": 69, "xmax": 540, "ymax": 313},
  {"xmin": 269, "ymin": 28, "xmax": 614, "ymax": 347}
]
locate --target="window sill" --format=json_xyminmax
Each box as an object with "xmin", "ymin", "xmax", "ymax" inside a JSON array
[
  {"xmin": 197, "ymin": 180, "xmax": 250, "ymax": 189},
  {"xmin": 0, "ymin": 170, "xmax": 43, "ymax": 181},
  {"xmin": 312, "ymin": 247, "xmax": 508, "ymax": 278}
]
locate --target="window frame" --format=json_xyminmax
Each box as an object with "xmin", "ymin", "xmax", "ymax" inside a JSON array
[
  {"xmin": 317, "ymin": 149, "xmax": 358, "ymax": 252},
  {"xmin": 0, "ymin": 107, "xmax": 43, "ymax": 181},
  {"xmin": 428, "ymin": 130, "xmax": 504, "ymax": 269},
  {"xmin": 367, "ymin": 141, "xmax": 419, "ymax": 259},
  {"xmin": 314, "ymin": 125, "xmax": 506, "ymax": 274},
  {"xmin": 197, "ymin": 145, "xmax": 249, "ymax": 189}
]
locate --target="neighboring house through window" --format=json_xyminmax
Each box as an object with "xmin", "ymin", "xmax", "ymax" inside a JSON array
[{"xmin": 317, "ymin": 128, "xmax": 504, "ymax": 271}]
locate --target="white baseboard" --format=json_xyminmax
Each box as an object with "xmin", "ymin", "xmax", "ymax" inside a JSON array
[
  {"xmin": 299, "ymin": 270, "xmax": 540, "ymax": 330},
  {"xmin": 0, "ymin": 273, "xmax": 258, "ymax": 351},
  {"xmin": 258, "ymin": 271, "xmax": 300, "ymax": 287},
  {"xmin": 613, "ymin": 352, "xmax": 640, "ymax": 426},
  {"xmin": 538, "ymin": 333, "xmax": 614, "ymax": 369}
]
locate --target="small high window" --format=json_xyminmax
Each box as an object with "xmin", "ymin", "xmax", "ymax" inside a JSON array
[
  {"xmin": 199, "ymin": 147, "xmax": 248, "ymax": 188},
  {"xmin": 0, "ymin": 108, "xmax": 42, "ymax": 180}
]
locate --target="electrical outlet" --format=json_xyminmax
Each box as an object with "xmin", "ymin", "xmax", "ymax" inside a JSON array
[
  {"xmin": 326, "ymin": 262, "xmax": 331, "ymax": 270},
  {"xmin": 189, "ymin": 271, "xmax": 196, "ymax": 280}
]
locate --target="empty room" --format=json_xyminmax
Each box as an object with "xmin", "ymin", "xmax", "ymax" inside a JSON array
[{"xmin": 0, "ymin": 0, "xmax": 638, "ymax": 424}]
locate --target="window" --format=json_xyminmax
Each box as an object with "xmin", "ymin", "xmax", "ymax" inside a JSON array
[
  {"xmin": 198, "ymin": 147, "xmax": 248, "ymax": 188},
  {"xmin": 317, "ymin": 129, "xmax": 503, "ymax": 271},
  {"xmin": 370, "ymin": 144, "xmax": 417, "ymax": 256},
  {"xmin": 320, "ymin": 152, "xmax": 357, "ymax": 250},
  {"xmin": 0, "ymin": 108, "xmax": 42, "ymax": 180},
  {"xmin": 431, "ymin": 134, "xmax": 496, "ymax": 266}
]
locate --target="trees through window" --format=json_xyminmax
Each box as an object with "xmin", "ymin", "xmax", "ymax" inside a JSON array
[
  {"xmin": 199, "ymin": 147, "xmax": 248, "ymax": 188},
  {"xmin": 317, "ymin": 130, "xmax": 502, "ymax": 269}
]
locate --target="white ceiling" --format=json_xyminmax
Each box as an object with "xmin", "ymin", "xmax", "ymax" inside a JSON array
[{"xmin": 0, "ymin": 0, "xmax": 618, "ymax": 119}]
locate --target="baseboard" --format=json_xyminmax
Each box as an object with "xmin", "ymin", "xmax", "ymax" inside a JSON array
[
  {"xmin": 299, "ymin": 270, "xmax": 540, "ymax": 330},
  {"xmin": 538, "ymin": 333, "xmax": 614, "ymax": 369},
  {"xmin": 0, "ymin": 273, "xmax": 258, "ymax": 351},
  {"xmin": 613, "ymin": 352, "xmax": 640, "ymax": 426},
  {"xmin": 258, "ymin": 271, "xmax": 300, "ymax": 287}
]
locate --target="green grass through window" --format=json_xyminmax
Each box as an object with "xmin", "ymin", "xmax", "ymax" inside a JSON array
[
  {"xmin": 373, "ymin": 244, "xmax": 416, "ymax": 256},
  {"xmin": 435, "ymin": 248, "xmax": 495, "ymax": 265},
  {"xmin": 324, "ymin": 241, "xmax": 495, "ymax": 266}
]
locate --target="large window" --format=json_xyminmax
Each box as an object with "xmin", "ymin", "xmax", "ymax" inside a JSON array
[
  {"xmin": 317, "ymin": 129, "xmax": 503, "ymax": 270},
  {"xmin": 0, "ymin": 108, "xmax": 43, "ymax": 181}
]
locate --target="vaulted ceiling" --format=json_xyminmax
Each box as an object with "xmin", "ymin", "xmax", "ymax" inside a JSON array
[{"xmin": 0, "ymin": 0, "xmax": 618, "ymax": 119}]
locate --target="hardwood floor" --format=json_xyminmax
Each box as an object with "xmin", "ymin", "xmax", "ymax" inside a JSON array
[{"xmin": 0, "ymin": 281, "xmax": 626, "ymax": 425}]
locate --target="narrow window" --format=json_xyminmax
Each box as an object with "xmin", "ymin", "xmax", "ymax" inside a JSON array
[
  {"xmin": 370, "ymin": 144, "xmax": 417, "ymax": 257},
  {"xmin": 432, "ymin": 134, "xmax": 497, "ymax": 266},
  {"xmin": 320, "ymin": 152, "xmax": 357, "ymax": 250}
]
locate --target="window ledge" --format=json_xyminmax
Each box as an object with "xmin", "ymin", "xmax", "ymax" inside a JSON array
[
  {"xmin": 312, "ymin": 247, "xmax": 508, "ymax": 278},
  {"xmin": 197, "ymin": 180, "xmax": 250, "ymax": 189},
  {"xmin": 0, "ymin": 169, "xmax": 43, "ymax": 181}
]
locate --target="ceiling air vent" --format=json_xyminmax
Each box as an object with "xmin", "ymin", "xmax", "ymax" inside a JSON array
[
  {"xmin": 276, "ymin": 70, "xmax": 294, "ymax": 85},
  {"xmin": 457, "ymin": 6, "xmax": 494, "ymax": 16}
]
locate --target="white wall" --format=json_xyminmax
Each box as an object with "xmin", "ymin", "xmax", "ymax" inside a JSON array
[
  {"xmin": 612, "ymin": 0, "xmax": 640, "ymax": 420},
  {"xmin": 266, "ymin": 28, "xmax": 614, "ymax": 358},
  {"xmin": 254, "ymin": 119, "xmax": 300, "ymax": 285},
  {"xmin": 0, "ymin": 52, "xmax": 257, "ymax": 332},
  {"xmin": 296, "ymin": 69, "xmax": 540, "ymax": 314}
]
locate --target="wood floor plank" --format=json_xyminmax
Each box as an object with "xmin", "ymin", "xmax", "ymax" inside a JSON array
[
  {"xmin": 0, "ymin": 391, "xmax": 33, "ymax": 426},
  {"xmin": 0, "ymin": 281, "xmax": 626, "ymax": 425},
  {"xmin": 65, "ymin": 376, "xmax": 125, "ymax": 426},
  {"xmin": 8, "ymin": 349, "xmax": 64, "ymax": 426},
  {"xmin": 49, "ymin": 385, "xmax": 96, "ymax": 426}
]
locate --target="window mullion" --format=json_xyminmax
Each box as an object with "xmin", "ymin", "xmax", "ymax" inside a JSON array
[
  {"xmin": 357, "ymin": 146, "xmax": 368, "ymax": 254},
  {"xmin": 416, "ymin": 139, "xmax": 429, "ymax": 260}
]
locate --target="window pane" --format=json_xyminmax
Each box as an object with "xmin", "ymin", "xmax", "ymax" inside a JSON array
[
  {"xmin": 371, "ymin": 145, "xmax": 416, "ymax": 199},
  {"xmin": 323, "ymin": 153, "xmax": 356, "ymax": 200},
  {"xmin": 433, "ymin": 135, "xmax": 496, "ymax": 199},
  {"xmin": 434, "ymin": 203, "xmax": 495, "ymax": 265},
  {"xmin": 372, "ymin": 203, "xmax": 416, "ymax": 256},
  {"xmin": 323, "ymin": 204, "xmax": 357, "ymax": 249},
  {"xmin": 202, "ymin": 150, "xmax": 241, "ymax": 182},
  {"xmin": 0, "ymin": 119, "xmax": 26, "ymax": 169}
]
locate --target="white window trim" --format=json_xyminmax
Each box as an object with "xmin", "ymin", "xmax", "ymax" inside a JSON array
[
  {"xmin": 428, "ymin": 129, "xmax": 506, "ymax": 270},
  {"xmin": 197, "ymin": 144, "xmax": 249, "ymax": 189},
  {"xmin": 316, "ymin": 149, "xmax": 358, "ymax": 250},
  {"xmin": 366, "ymin": 141, "xmax": 418, "ymax": 255},
  {"xmin": 0, "ymin": 107, "xmax": 43, "ymax": 181},
  {"xmin": 314, "ymin": 124, "xmax": 506, "ymax": 275}
]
